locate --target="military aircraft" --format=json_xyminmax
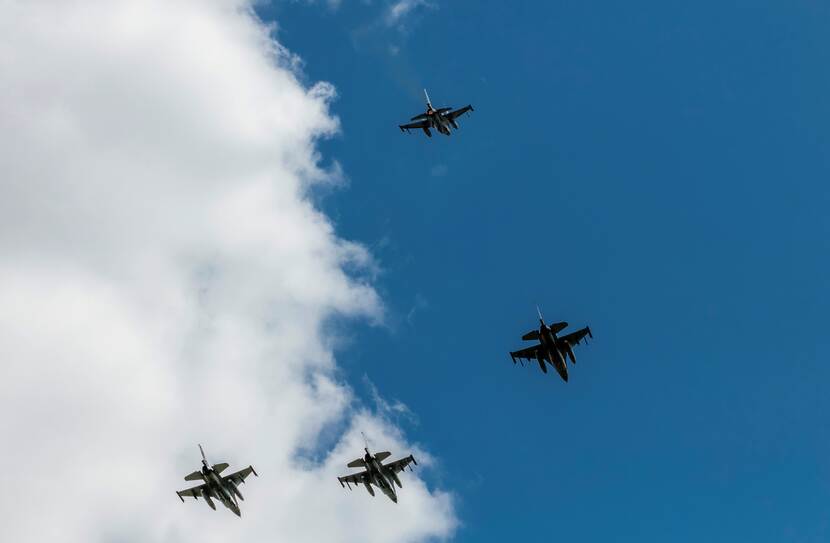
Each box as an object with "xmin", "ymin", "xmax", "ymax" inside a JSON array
[
  {"xmin": 337, "ymin": 446, "xmax": 417, "ymax": 503},
  {"xmin": 176, "ymin": 444, "xmax": 258, "ymax": 517},
  {"xmin": 399, "ymin": 89, "xmax": 473, "ymax": 137},
  {"xmin": 509, "ymin": 308, "xmax": 593, "ymax": 382}
]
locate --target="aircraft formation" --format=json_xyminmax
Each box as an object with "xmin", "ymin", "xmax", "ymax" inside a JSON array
[{"xmin": 177, "ymin": 89, "xmax": 596, "ymax": 516}]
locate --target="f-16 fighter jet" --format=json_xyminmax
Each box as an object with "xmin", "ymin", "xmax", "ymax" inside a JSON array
[
  {"xmin": 337, "ymin": 447, "xmax": 417, "ymax": 503},
  {"xmin": 399, "ymin": 89, "xmax": 473, "ymax": 137},
  {"xmin": 176, "ymin": 444, "xmax": 258, "ymax": 517},
  {"xmin": 510, "ymin": 308, "xmax": 593, "ymax": 382}
]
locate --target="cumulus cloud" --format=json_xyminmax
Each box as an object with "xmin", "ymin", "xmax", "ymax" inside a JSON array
[
  {"xmin": 0, "ymin": 1, "xmax": 456, "ymax": 541},
  {"xmin": 385, "ymin": 0, "xmax": 432, "ymax": 27}
]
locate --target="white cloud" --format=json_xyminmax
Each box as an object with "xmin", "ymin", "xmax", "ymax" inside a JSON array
[
  {"xmin": 302, "ymin": 0, "xmax": 345, "ymax": 11},
  {"xmin": 385, "ymin": 0, "xmax": 431, "ymax": 27},
  {"xmin": 430, "ymin": 164, "xmax": 449, "ymax": 177},
  {"xmin": 0, "ymin": 1, "xmax": 456, "ymax": 541},
  {"xmin": 364, "ymin": 375, "xmax": 419, "ymax": 425}
]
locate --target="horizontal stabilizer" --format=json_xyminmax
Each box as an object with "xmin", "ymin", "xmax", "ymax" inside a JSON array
[
  {"xmin": 410, "ymin": 113, "xmax": 428, "ymax": 121},
  {"xmin": 550, "ymin": 322, "xmax": 568, "ymax": 334},
  {"xmin": 212, "ymin": 462, "xmax": 229, "ymax": 474},
  {"xmin": 347, "ymin": 458, "xmax": 366, "ymax": 468},
  {"xmin": 184, "ymin": 471, "xmax": 203, "ymax": 481},
  {"xmin": 522, "ymin": 330, "xmax": 540, "ymax": 341},
  {"xmin": 375, "ymin": 451, "xmax": 392, "ymax": 462}
]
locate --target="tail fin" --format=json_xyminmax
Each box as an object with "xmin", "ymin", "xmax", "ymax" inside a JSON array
[
  {"xmin": 550, "ymin": 322, "xmax": 568, "ymax": 334},
  {"xmin": 184, "ymin": 470, "xmax": 203, "ymax": 481},
  {"xmin": 374, "ymin": 451, "xmax": 392, "ymax": 462},
  {"xmin": 347, "ymin": 458, "xmax": 366, "ymax": 468}
]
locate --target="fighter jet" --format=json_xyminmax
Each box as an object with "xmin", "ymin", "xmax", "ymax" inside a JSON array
[
  {"xmin": 509, "ymin": 308, "xmax": 593, "ymax": 382},
  {"xmin": 398, "ymin": 89, "xmax": 473, "ymax": 137},
  {"xmin": 337, "ymin": 446, "xmax": 417, "ymax": 503},
  {"xmin": 176, "ymin": 444, "xmax": 258, "ymax": 517}
]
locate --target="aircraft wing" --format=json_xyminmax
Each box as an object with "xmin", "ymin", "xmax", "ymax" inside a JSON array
[
  {"xmin": 384, "ymin": 455, "xmax": 417, "ymax": 474},
  {"xmin": 222, "ymin": 465, "xmax": 258, "ymax": 486},
  {"xmin": 559, "ymin": 326, "xmax": 593, "ymax": 347},
  {"xmin": 338, "ymin": 470, "xmax": 370, "ymax": 487},
  {"xmin": 399, "ymin": 120, "xmax": 429, "ymax": 132},
  {"xmin": 510, "ymin": 344, "xmax": 542, "ymax": 363},
  {"xmin": 211, "ymin": 462, "xmax": 229, "ymax": 474},
  {"xmin": 177, "ymin": 483, "xmax": 208, "ymax": 501},
  {"xmin": 445, "ymin": 105, "xmax": 473, "ymax": 120}
]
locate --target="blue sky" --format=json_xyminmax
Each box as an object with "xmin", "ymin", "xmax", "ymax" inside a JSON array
[{"xmin": 260, "ymin": 2, "xmax": 830, "ymax": 541}]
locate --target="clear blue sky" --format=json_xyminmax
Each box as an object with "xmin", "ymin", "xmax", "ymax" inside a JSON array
[{"xmin": 259, "ymin": 2, "xmax": 830, "ymax": 541}]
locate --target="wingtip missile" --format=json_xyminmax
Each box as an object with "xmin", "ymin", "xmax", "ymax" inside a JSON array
[
  {"xmin": 411, "ymin": 455, "xmax": 417, "ymax": 466},
  {"xmin": 339, "ymin": 478, "xmax": 344, "ymax": 488},
  {"xmin": 251, "ymin": 466, "xmax": 258, "ymax": 477},
  {"xmin": 177, "ymin": 492, "xmax": 184, "ymax": 503}
]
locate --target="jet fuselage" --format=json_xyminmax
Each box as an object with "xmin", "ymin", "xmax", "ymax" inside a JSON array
[
  {"xmin": 200, "ymin": 463, "xmax": 242, "ymax": 516},
  {"xmin": 364, "ymin": 453, "xmax": 398, "ymax": 503},
  {"xmin": 539, "ymin": 321, "xmax": 569, "ymax": 382},
  {"xmin": 427, "ymin": 110, "xmax": 454, "ymax": 135}
]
